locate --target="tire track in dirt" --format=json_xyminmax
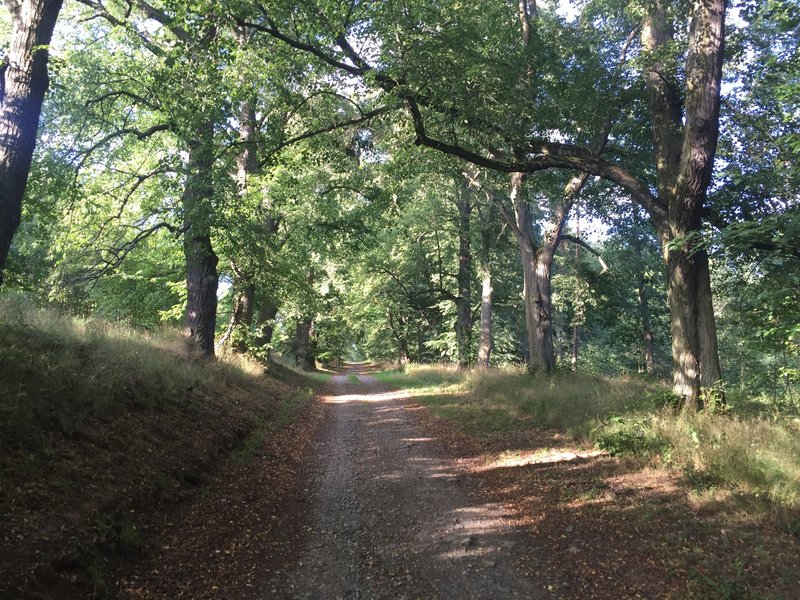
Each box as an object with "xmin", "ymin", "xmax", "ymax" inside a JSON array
[{"xmin": 267, "ymin": 370, "xmax": 544, "ymax": 599}]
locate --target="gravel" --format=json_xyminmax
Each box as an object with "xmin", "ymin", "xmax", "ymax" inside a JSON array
[{"xmin": 267, "ymin": 372, "xmax": 545, "ymax": 599}]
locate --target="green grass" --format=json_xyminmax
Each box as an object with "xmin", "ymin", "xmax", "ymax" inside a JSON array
[
  {"xmin": 379, "ymin": 363, "xmax": 800, "ymax": 511},
  {"xmin": 347, "ymin": 373, "xmax": 360, "ymax": 384},
  {"xmin": 376, "ymin": 363, "xmax": 656, "ymax": 439},
  {"xmin": 373, "ymin": 364, "xmax": 466, "ymax": 389}
]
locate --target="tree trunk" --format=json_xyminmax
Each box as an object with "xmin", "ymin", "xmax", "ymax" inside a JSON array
[
  {"xmin": 253, "ymin": 300, "xmax": 278, "ymax": 358},
  {"xmin": 509, "ymin": 173, "xmax": 556, "ymax": 374},
  {"xmin": 455, "ymin": 178, "xmax": 473, "ymax": 370},
  {"xmin": 632, "ymin": 236, "xmax": 655, "ymax": 375},
  {"xmin": 295, "ymin": 318, "xmax": 315, "ymax": 370},
  {"xmin": 571, "ymin": 324, "xmax": 579, "ymax": 372},
  {"xmin": 665, "ymin": 238, "xmax": 722, "ymax": 405},
  {"xmin": 524, "ymin": 249, "xmax": 555, "ymax": 374},
  {"xmin": 227, "ymin": 277, "xmax": 255, "ymax": 354},
  {"xmin": 641, "ymin": 0, "xmax": 726, "ymax": 405},
  {"xmin": 182, "ymin": 124, "xmax": 219, "ymax": 358},
  {"xmin": 0, "ymin": 0, "xmax": 63, "ymax": 284},
  {"xmin": 638, "ymin": 277, "xmax": 656, "ymax": 376},
  {"xmin": 388, "ymin": 309, "xmax": 409, "ymax": 368},
  {"xmin": 476, "ymin": 269, "xmax": 493, "ymax": 369},
  {"xmin": 219, "ymin": 91, "xmax": 261, "ymax": 354}
]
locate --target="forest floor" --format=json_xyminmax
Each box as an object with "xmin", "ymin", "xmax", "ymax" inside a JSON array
[{"xmin": 108, "ymin": 364, "xmax": 799, "ymax": 599}]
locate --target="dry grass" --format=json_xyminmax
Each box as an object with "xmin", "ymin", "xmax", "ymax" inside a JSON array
[
  {"xmin": 375, "ymin": 363, "xmax": 655, "ymax": 439},
  {"xmin": 650, "ymin": 410, "xmax": 800, "ymax": 510},
  {"xmin": 0, "ymin": 293, "xmax": 316, "ymax": 596},
  {"xmin": 0, "ymin": 294, "xmax": 280, "ymax": 454},
  {"xmin": 378, "ymin": 363, "xmax": 800, "ymax": 512}
]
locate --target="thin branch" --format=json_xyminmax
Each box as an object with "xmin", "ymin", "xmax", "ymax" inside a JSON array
[
  {"xmin": 240, "ymin": 12, "xmax": 363, "ymax": 76},
  {"xmin": 69, "ymin": 221, "xmax": 183, "ymax": 286},
  {"xmin": 559, "ymin": 234, "xmax": 609, "ymax": 273},
  {"xmin": 257, "ymin": 103, "xmax": 399, "ymax": 167},
  {"xmin": 72, "ymin": 123, "xmax": 172, "ymax": 170}
]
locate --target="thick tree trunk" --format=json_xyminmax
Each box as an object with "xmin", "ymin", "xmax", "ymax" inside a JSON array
[
  {"xmin": 476, "ymin": 269, "xmax": 493, "ymax": 369},
  {"xmin": 643, "ymin": 0, "xmax": 727, "ymax": 405},
  {"xmin": 182, "ymin": 125, "xmax": 219, "ymax": 358},
  {"xmin": 295, "ymin": 318, "xmax": 315, "ymax": 370},
  {"xmin": 0, "ymin": 0, "xmax": 63, "ymax": 284},
  {"xmin": 523, "ymin": 249, "xmax": 555, "ymax": 374},
  {"xmin": 388, "ymin": 310, "xmax": 409, "ymax": 367},
  {"xmin": 510, "ymin": 174, "xmax": 556, "ymax": 374},
  {"xmin": 220, "ymin": 93, "xmax": 260, "ymax": 354},
  {"xmin": 665, "ymin": 240, "xmax": 722, "ymax": 405},
  {"xmin": 455, "ymin": 179, "xmax": 473, "ymax": 370}
]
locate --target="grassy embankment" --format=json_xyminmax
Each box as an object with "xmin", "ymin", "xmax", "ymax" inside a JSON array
[
  {"xmin": 375, "ymin": 364, "xmax": 800, "ymax": 512},
  {"xmin": 0, "ymin": 294, "xmax": 320, "ymax": 596}
]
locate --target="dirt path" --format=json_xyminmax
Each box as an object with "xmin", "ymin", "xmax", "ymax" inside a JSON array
[{"xmin": 266, "ymin": 371, "xmax": 544, "ymax": 599}]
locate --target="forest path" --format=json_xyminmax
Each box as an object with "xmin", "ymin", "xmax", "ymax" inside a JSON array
[{"xmin": 266, "ymin": 366, "xmax": 544, "ymax": 599}]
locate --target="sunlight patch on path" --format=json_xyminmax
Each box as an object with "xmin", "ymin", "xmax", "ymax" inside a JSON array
[
  {"xmin": 323, "ymin": 389, "xmax": 413, "ymax": 404},
  {"xmin": 473, "ymin": 448, "xmax": 606, "ymax": 472},
  {"xmin": 271, "ymin": 370, "xmax": 544, "ymax": 599}
]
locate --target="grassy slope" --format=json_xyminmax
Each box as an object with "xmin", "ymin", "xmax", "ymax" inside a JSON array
[
  {"xmin": 376, "ymin": 364, "xmax": 800, "ymax": 511},
  {"xmin": 0, "ymin": 296, "xmax": 317, "ymax": 597}
]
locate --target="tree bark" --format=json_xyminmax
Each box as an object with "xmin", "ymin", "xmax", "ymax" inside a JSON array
[
  {"xmin": 507, "ymin": 173, "xmax": 555, "ymax": 374},
  {"xmin": 222, "ymin": 94, "xmax": 260, "ymax": 354},
  {"xmin": 571, "ymin": 323, "xmax": 579, "ymax": 372},
  {"xmin": 388, "ymin": 309, "xmax": 409, "ymax": 367},
  {"xmin": 253, "ymin": 300, "xmax": 278, "ymax": 356},
  {"xmin": 502, "ymin": 169, "xmax": 579, "ymax": 375},
  {"xmin": 226, "ymin": 276, "xmax": 255, "ymax": 354},
  {"xmin": 571, "ymin": 207, "xmax": 580, "ymax": 371},
  {"xmin": 295, "ymin": 318, "xmax": 315, "ymax": 370},
  {"xmin": 476, "ymin": 269, "xmax": 493, "ymax": 369},
  {"xmin": 643, "ymin": 0, "xmax": 726, "ymax": 405},
  {"xmin": 182, "ymin": 124, "xmax": 219, "ymax": 358},
  {"xmin": 0, "ymin": 0, "xmax": 63, "ymax": 285},
  {"xmin": 455, "ymin": 177, "xmax": 473, "ymax": 370}
]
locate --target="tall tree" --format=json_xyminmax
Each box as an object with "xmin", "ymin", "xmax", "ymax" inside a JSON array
[
  {"xmin": 240, "ymin": 0, "xmax": 727, "ymax": 403},
  {"xmin": 0, "ymin": 0, "xmax": 62, "ymax": 285}
]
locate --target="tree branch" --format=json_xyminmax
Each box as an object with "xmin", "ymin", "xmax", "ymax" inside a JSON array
[
  {"xmin": 257, "ymin": 103, "xmax": 399, "ymax": 167},
  {"xmin": 559, "ymin": 234, "xmax": 609, "ymax": 273},
  {"xmin": 72, "ymin": 123, "xmax": 172, "ymax": 170}
]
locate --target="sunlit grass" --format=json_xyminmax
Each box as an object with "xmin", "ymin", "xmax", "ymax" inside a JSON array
[
  {"xmin": 651, "ymin": 410, "xmax": 800, "ymax": 510},
  {"xmin": 379, "ymin": 363, "xmax": 800, "ymax": 511},
  {"xmin": 376, "ymin": 363, "xmax": 655, "ymax": 439}
]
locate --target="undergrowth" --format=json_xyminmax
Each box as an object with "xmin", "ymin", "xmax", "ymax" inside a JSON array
[{"xmin": 380, "ymin": 363, "xmax": 800, "ymax": 512}]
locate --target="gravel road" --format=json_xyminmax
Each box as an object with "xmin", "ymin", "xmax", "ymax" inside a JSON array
[{"xmin": 266, "ymin": 371, "xmax": 544, "ymax": 599}]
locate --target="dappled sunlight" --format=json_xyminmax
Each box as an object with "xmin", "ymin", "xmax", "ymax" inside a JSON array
[
  {"xmin": 474, "ymin": 448, "xmax": 606, "ymax": 472},
  {"xmin": 372, "ymin": 471, "xmax": 405, "ymax": 481},
  {"xmin": 438, "ymin": 546, "xmax": 496, "ymax": 560},
  {"xmin": 323, "ymin": 389, "xmax": 412, "ymax": 404},
  {"xmin": 319, "ymin": 370, "xmax": 535, "ymax": 582},
  {"xmin": 369, "ymin": 418, "xmax": 402, "ymax": 425}
]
